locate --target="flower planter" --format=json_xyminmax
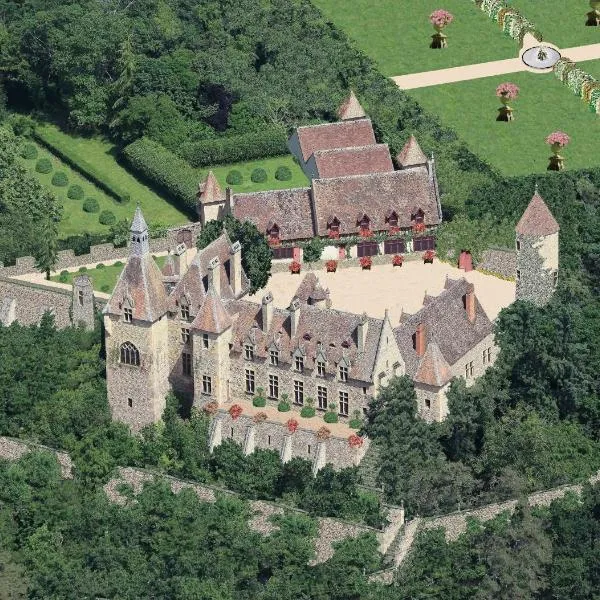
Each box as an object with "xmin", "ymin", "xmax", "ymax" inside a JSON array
[
  {"xmin": 203, "ymin": 401, "xmax": 219, "ymax": 415},
  {"xmin": 429, "ymin": 10, "xmax": 453, "ymax": 48},
  {"xmin": 253, "ymin": 412, "xmax": 268, "ymax": 424},
  {"xmin": 423, "ymin": 250, "xmax": 436, "ymax": 264},
  {"xmin": 587, "ymin": 0, "xmax": 600, "ymax": 26},
  {"xmin": 229, "ymin": 404, "xmax": 243, "ymax": 420},
  {"xmin": 392, "ymin": 254, "xmax": 404, "ymax": 267},
  {"xmin": 326, "ymin": 260, "xmax": 338, "ymax": 273},
  {"xmin": 286, "ymin": 418, "xmax": 299, "ymax": 433},
  {"xmin": 348, "ymin": 434, "xmax": 364, "ymax": 449},
  {"xmin": 289, "ymin": 261, "xmax": 301, "ymax": 274},
  {"xmin": 546, "ymin": 131, "xmax": 570, "ymax": 171},
  {"xmin": 496, "ymin": 83, "xmax": 519, "ymax": 122},
  {"xmin": 316, "ymin": 426, "xmax": 331, "ymax": 441},
  {"xmin": 359, "ymin": 256, "xmax": 372, "ymax": 270}
]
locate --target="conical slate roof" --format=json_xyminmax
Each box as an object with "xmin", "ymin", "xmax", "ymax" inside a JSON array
[
  {"xmin": 198, "ymin": 171, "xmax": 224, "ymax": 203},
  {"xmin": 191, "ymin": 286, "xmax": 232, "ymax": 334},
  {"xmin": 337, "ymin": 90, "xmax": 366, "ymax": 120},
  {"xmin": 414, "ymin": 341, "xmax": 452, "ymax": 387},
  {"xmin": 515, "ymin": 191, "xmax": 559, "ymax": 236},
  {"xmin": 131, "ymin": 205, "xmax": 148, "ymax": 233},
  {"xmin": 396, "ymin": 135, "xmax": 427, "ymax": 168}
]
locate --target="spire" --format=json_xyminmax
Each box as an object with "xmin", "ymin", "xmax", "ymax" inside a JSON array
[
  {"xmin": 130, "ymin": 205, "xmax": 150, "ymax": 256},
  {"xmin": 337, "ymin": 90, "xmax": 366, "ymax": 121},
  {"xmin": 198, "ymin": 171, "xmax": 224, "ymax": 204},
  {"xmin": 396, "ymin": 135, "xmax": 428, "ymax": 168},
  {"xmin": 516, "ymin": 190, "xmax": 559, "ymax": 236}
]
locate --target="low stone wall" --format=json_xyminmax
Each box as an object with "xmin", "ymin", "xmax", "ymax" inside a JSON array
[
  {"xmin": 478, "ymin": 249, "xmax": 516, "ymax": 280},
  {"xmin": 0, "ymin": 437, "xmax": 73, "ymax": 478}
]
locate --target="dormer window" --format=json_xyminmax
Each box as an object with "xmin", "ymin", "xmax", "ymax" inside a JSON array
[
  {"xmin": 270, "ymin": 349, "xmax": 279, "ymax": 366},
  {"xmin": 180, "ymin": 303, "xmax": 190, "ymax": 320},
  {"xmin": 338, "ymin": 364, "xmax": 349, "ymax": 382},
  {"xmin": 244, "ymin": 344, "xmax": 254, "ymax": 361},
  {"xmin": 387, "ymin": 211, "xmax": 398, "ymax": 227},
  {"xmin": 317, "ymin": 359, "xmax": 326, "ymax": 377},
  {"xmin": 123, "ymin": 307, "xmax": 133, "ymax": 323},
  {"xmin": 328, "ymin": 217, "xmax": 341, "ymax": 239},
  {"xmin": 358, "ymin": 214, "xmax": 370, "ymax": 231},
  {"xmin": 413, "ymin": 209, "xmax": 425, "ymax": 224},
  {"xmin": 295, "ymin": 355, "xmax": 304, "ymax": 372}
]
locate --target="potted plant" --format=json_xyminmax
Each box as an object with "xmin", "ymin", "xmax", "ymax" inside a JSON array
[
  {"xmin": 289, "ymin": 260, "xmax": 301, "ymax": 274},
  {"xmin": 253, "ymin": 411, "xmax": 268, "ymax": 424},
  {"xmin": 326, "ymin": 260, "xmax": 338, "ymax": 273},
  {"xmin": 359, "ymin": 228, "xmax": 373, "ymax": 238},
  {"xmin": 300, "ymin": 397, "xmax": 316, "ymax": 418},
  {"xmin": 587, "ymin": 0, "xmax": 600, "ymax": 26},
  {"xmin": 388, "ymin": 226, "xmax": 401, "ymax": 235},
  {"xmin": 496, "ymin": 82, "xmax": 519, "ymax": 122},
  {"xmin": 268, "ymin": 237, "xmax": 281, "ymax": 247},
  {"xmin": 423, "ymin": 249, "xmax": 436, "ymax": 264},
  {"xmin": 253, "ymin": 387, "xmax": 266, "ymax": 408},
  {"xmin": 392, "ymin": 254, "xmax": 404, "ymax": 267},
  {"xmin": 278, "ymin": 393, "xmax": 291, "ymax": 412},
  {"xmin": 286, "ymin": 417, "xmax": 299, "ymax": 433},
  {"xmin": 412, "ymin": 222, "xmax": 426, "ymax": 234},
  {"xmin": 359, "ymin": 256, "xmax": 372, "ymax": 270},
  {"xmin": 545, "ymin": 131, "xmax": 570, "ymax": 171},
  {"xmin": 429, "ymin": 9, "xmax": 454, "ymax": 48},
  {"xmin": 324, "ymin": 402, "xmax": 339, "ymax": 424},
  {"xmin": 316, "ymin": 426, "xmax": 331, "ymax": 441},
  {"xmin": 348, "ymin": 434, "xmax": 364, "ymax": 449},
  {"xmin": 328, "ymin": 229, "xmax": 340, "ymax": 240},
  {"xmin": 203, "ymin": 401, "xmax": 219, "ymax": 415},
  {"xmin": 229, "ymin": 404, "xmax": 243, "ymax": 420},
  {"xmin": 349, "ymin": 410, "xmax": 363, "ymax": 429}
]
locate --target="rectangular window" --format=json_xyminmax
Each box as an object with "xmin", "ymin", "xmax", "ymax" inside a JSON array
[
  {"xmin": 202, "ymin": 334, "xmax": 209, "ymax": 349},
  {"xmin": 338, "ymin": 391, "xmax": 349, "ymax": 416},
  {"xmin": 464, "ymin": 361, "xmax": 474, "ymax": 379},
  {"xmin": 317, "ymin": 360, "xmax": 326, "ymax": 377},
  {"xmin": 317, "ymin": 386, "xmax": 328, "ymax": 410},
  {"xmin": 553, "ymin": 271, "xmax": 558, "ymax": 287},
  {"xmin": 516, "ymin": 269, "xmax": 521, "ymax": 281},
  {"xmin": 338, "ymin": 364, "xmax": 349, "ymax": 382},
  {"xmin": 483, "ymin": 347, "xmax": 492, "ymax": 364},
  {"xmin": 123, "ymin": 307, "xmax": 132, "ymax": 323},
  {"xmin": 78, "ymin": 290, "xmax": 84, "ymax": 306},
  {"xmin": 182, "ymin": 352, "xmax": 192, "ymax": 376},
  {"xmin": 294, "ymin": 380, "xmax": 304, "ymax": 405},
  {"xmin": 180, "ymin": 304, "xmax": 190, "ymax": 320},
  {"xmin": 425, "ymin": 398, "xmax": 431, "ymax": 409},
  {"xmin": 516, "ymin": 240, "xmax": 521, "ymax": 251},
  {"xmin": 244, "ymin": 344, "xmax": 254, "ymax": 361},
  {"xmin": 307, "ymin": 444, "xmax": 311, "ymax": 455},
  {"xmin": 202, "ymin": 375, "xmax": 212, "ymax": 395},
  {"xmin": 245, "ymin": 369, "xmax": 255, "ymax": 394},
  {"xmin": 181, "ymin": 328, "xmax": 191, "ymax": 344},
  {"xmin": 269, "ymin": 374, "xmax": 279, "ymax": 399},
  {"xmin": 270, "ymin": 350, "xmax": 279, "ymax": 366},
  {"xmin": 127, "ymin": 397, "xmax": 133, "ymax": 408},
  {"xmin": 295, "ymin": 356, "xmax": 304, "ymax": 372}
]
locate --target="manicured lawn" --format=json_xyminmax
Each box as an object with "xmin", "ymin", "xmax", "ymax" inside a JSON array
[
  {"xmin": 311, "ymin": 0, "xmax": 519, "ymax": 76},
  {"xmin": 507, "ymin": 1, "xmax": 600, "ymax": 48},
  {"xmin": 409, "ymin": 71, "xmax": 600, "ymax": 176},
  {"xmin": 579, "ymin": 58, "xmax": 600, "ymax": 80}
]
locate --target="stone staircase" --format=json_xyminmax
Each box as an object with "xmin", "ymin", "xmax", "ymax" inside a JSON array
[{"xmin": 358, "ymin": 442, "xmax": 381, "ymax": 491}]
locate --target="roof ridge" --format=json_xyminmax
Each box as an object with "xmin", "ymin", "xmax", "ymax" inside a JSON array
[
  {"xmin": 297, "ymin": 118, "xmax": 372, "ymax": 132},
  {"xmin": 312, "ymin": 143, "xmax": 389, "ymax": 156},
  {"xmin": 312, "ymin": 167, "xmax": 426, "ymax": 185}
]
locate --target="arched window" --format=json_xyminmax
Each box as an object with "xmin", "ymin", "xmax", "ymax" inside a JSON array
[{"xmin": 120, "ymin": 342, "xmax": 140, "ymax": 366}]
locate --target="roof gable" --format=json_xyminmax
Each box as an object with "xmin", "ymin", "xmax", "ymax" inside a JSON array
[
  {"xmin": 198, "ymin": 171, "xmax": 224, "ymax": 204},
  {"xmin": 191, "ymin": 287, "xmax": 232, "ymax": 333},
  {"xmin": 311, "ymin": 144, "xmax": 394, "ymax": 179},
  {"xmin": 337, "ymin": 90, "xmax": 367, "ymax": 120},
  {"xmin": 414, "ymin": 342, "xmax": 452, "ymax": 387},
  {"xmin": 396, "ymin": 135, "xmax": 428, "ymax": 168}
]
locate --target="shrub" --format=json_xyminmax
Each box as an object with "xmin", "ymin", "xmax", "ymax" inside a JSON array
[
  {"xmin": 253, "ymin": 396, "xmax": 267, "ymax": 408},
  {"xmin": 96, "ymin": 263, "xmax": 105, "ymax": 269},
  {"xmin": 99, "ymin": 210, "xmax": 116, "ymax": 226},
  {"xmin": 35, "ymin": 158, "xmax": 52, "ymax": 174},
  {"xmin": 101, "ymin": 284, "xmax": 110, "ymax": 292},
  {"xmin": 323, "ymin": 412, "xmax": 338, "ymax": 424},
  {"xmin": 78, "ymin": 266, "xmax": 88, "ymax": 272},
  {"xmin": 303, "ymin": 237, "xmax": 325, "ymax": 263},
  {"xmin": 300, "ymin": 406, "xmax": 316, "ymax": 418},
  {"xmin": 51, "ymin": 171, "xmax": 68, "ymax": 187},
  {"xmin": 67, "ymin": 184, "xmax": 84, "ymax": 200},
  {"xmin": 278, "ymin": 401, "xmax": 291, "ymax": 412},
  {"xmin": 251, "ymin": 168, "xmax": 267, "ymax": 183},
  {"xmin": 275, "ymin": 165, "xmax": 292, "ymax": 181},
  {"xmin": 226, "ymin": 170, "xmax": 243, "ymax": 185},
  {"xmin": 83, "ymin": 197, "xmax": 100, "ymax": 213},
  {"xmin": 20, "ymin": 143, "xmax": 38, "ymax": 160},
  {"xmin": 113, "ymin": 261, "xmax": 124, "ymax": 267},
  {"xmin": 349, "ymin": 419, "xmax": 362, "ymax": 429},
  {"xmin": 58, "ymin": 270, "xmax": 69, "ymax": 283}
]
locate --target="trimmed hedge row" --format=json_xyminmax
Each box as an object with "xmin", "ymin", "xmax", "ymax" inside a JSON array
[
  {"xmin": 33, "ymin": 128, "xmax": 130, "ymax": 203},
  {"xmin": 180, "ymin": 127, "xmax": 288, "ymax": 167},
  {"xmin": 122, "ymin": 137, "xmax": 198, "ymax": 214}
]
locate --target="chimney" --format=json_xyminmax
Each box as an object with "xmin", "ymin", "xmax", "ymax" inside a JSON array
[
  {"xmin": 415, "ymin": 322, "xmax": 426, "ymax": 357},
  {"xmin": 289, "ymin": 297, "xmax": 301, "ymax": 337},
  {"xmin": 225, "ymin": 187, "xmax": 234, "ymax": 215},
  {"xmin": 262, "ymin": 292, "xmax": 273, "ymax": 333},
  {"xmin": 229, "ymin": 241, "xmax": 242, "ymax": 297},
  {"xmin": 464, "ymin": 283, "xmax": 476, "ymax": 323},
  {"xmin": 208, "ymin": 256, "xmax": 221, "ymax": 294},
  {"xmin": 357, "ymin": 312, "xmax": 369, "ymax": 352}
]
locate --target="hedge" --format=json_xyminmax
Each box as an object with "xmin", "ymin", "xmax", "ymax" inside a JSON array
[
  {"xmin": 34, "ymin": 128, "xmax": 130, "ymax": 203},
  {"xmin": 180, "ymin": 127, "xmax": 288, "ymax": 167},
  {"xmin": 122, "ymin": 137, "xmax": 198, "ymax": 214}
]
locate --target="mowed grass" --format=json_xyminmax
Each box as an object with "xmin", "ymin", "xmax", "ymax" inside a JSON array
[
  {"xmin": 408, "ymin": 71, "xmax": 600, "ymax": 176},
  {"xmin": 579, "ymin": 58, "xmax": 600, "ymax": 80},
  {"xmin": 507, "ymin": 0, "xmax": 600, "ymax": 48},
  {"xmin": 311, "ymin": 0, "xmax": 519, "ymax": 76}
]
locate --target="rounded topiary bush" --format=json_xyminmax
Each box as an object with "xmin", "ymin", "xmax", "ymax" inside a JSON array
[
  {"xmin": 253, "ymin": 396, "xmax": 266, "ymax": 408},
  {"xmin": 275, "ymin": 166, "xmax": 292, "ymax": 181},
  {"xmin": 226, "ymin": 170, "xmax": 243, "ymax": 185},
  {"xmin": 99, "ymin": 210, "xmax": 116, "ymax": 226},
  {"xmin": 58, "ymin": 270, "xmax": 69, "ymax": 283},
  {"xmin": 300, "ymin": 406, "xmax": 316, "ymax": 418},
  {"xmin": 324, "ymin": 412, "xmax": 339, "ymax": 424},
  {"xmin": 120, "ymin": 193, "xmax": 131, "ymax": 204},
  {"xmin": 114, "ymin": 261, "xmax": 124, "ymax": 267},
  {"xmin": 67, "ymin": 184, "xmax": 84, "ymax": 200},
  {"xmin": 51, "ymin": 171, "xmax": 69, "ymax": 187},
  {"xmin": 35, "ymin": 158, "xmax": 52, "ymax": 174},
  {"xmin": 96, "ymin": 263, "xmax": 105, "ymax": 269},
  {"xmin": 78, "ymin": 266, "xmax": 88, "ymax": 273},
  {"xmin": 251, "ymin": 168, "xmax": 267, "ymax": 183},
  {"xmin": 349, "ymin": 418, "xmax": 362, "ymax": 429},
  {"xmin": 277, "ymin": 400, "xmax": 291, "ymax": 412},
  {"xmin": 83, "ymin": 197, "xmax": 100, "ymax": 213},
  {"xmin": 20, "ymin": 144, "xmax": 38, "ymax": 160}
]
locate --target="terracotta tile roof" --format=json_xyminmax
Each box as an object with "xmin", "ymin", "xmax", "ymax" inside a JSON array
[
  {"xmin": 293, "ymin": 273, "xmax": 329, "ymax": 304},
  {"xmin": 191, "ymin": 287, "xmax": 232, "ymax": 333},
  {"xmin": 394, "ymin": 278, "xmax": 493, "ymax": 377},
  {"xmin": 396, "ymin": 136, "xmax": 428, "ymax": 168},
  {"xmin": 515, "ymin": 192, "xmax": 559, "ymax": 236},
  {"xmin": 232, "ymin": 188, "xmax": 315, "ymax": 241},
  {"xmin": 414, "ymin": 341, "xmax": 452, "ymax": 387},
  {"xmin": 337, "ymin": 90, "xmax": 366, "ymax": 120},
  {"xmin": 311, "ymin": 144, "xmax": 394, "ymax": 179},
  {"xmin": 106, "ymin": 254, "xmax": 169, "ymax": 322},
  {"xmin": 295, "ymin": 119, "xmax": 376, "ymax": 162},
  {"xmin": 311, "ymin": 167, "xmax": 441, "ymax": 236},
  {"xmin": 161, "ymin": 253, "xmax": 178, "ymax": 278},
  {"xmin": 198, "ymin": 171, "xmax": 224, "ymax": 204}
]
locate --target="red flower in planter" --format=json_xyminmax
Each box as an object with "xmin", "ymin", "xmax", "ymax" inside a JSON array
[
  {"xmin": 388, "ymin": 226, "xmax": 401, "ymax": 235},
  {"xmin": 229, "ymin": 404, "xmax": 243, "ymax": 420},
  {"xmin": 359, "ymin": 256, "xmax": 372, "ymax": 269},
  {"xmin": 328, "ymin": 229, "xmax": 340, "ymax": 239},
  {"xmin": 286, "ymin": 418, "xmax": 299, "ymax": 433},
  {"xmin": 289, "ymin": 260, "xmax": 301, "ymax": 274},
  {"xmin": 423, "ymin": 250, "xmax": 436, "ymax": 262},
  {"xmin": 203, "ymin": 401, "xmax": 219, "ymax": 415},
  {"xmin": 253, "ymin": 411, "xmax": 268, "ymax": 424},
  {"xmin": 412, "ymin": 222, "xmax": 426, "ymax": 233},
  {"xmin": 326, "ymin": 260, "xmax": 338, "ymax": 272},
  {"xmin": 348, "ymin": 434, "xmax": 364, "ymax": 448},
  {"xmin": 359, "ymin": 228, "xmax": 373, "ymax": 238},
  {"xmin": 392, "ymin": 254, "xmax": 404, "ymax": 266},
  {"xmin": 316, "ymin": 426, "xmax": 331, "ymax": 441}
]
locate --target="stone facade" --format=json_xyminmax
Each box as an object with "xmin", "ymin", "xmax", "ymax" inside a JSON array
[
  {"xmin": 516, "ymin": 231, "xmax": 559, "ymax": 306},
  {"xmin": 478, "ymin": 248, "xmax": 516, "ymax": 279}
]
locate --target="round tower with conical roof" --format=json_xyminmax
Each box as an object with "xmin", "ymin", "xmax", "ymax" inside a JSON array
[{"xmin": 515, "ymin": 186, "xmax": 560, "ymax": 306}]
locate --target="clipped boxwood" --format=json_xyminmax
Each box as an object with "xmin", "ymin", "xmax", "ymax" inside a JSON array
[
  {"xmin": 99, "ymin": 210, "xmax": 116, "ymax": 226},
  {"xmin": 113, "ymin": 261, "xmax": 124, "ymax": 267},
  {"xmin": 96, "ymin": 263, "xmax": 105, "ymax": 269},
  {"xmin": 251, "ymin": 168, "xmax": 267, "ymax": 183},
  {"xmin": 324, "ymin": 412, "xmax": 339, "ymax": 424},
  {"xmin": 300, "ymin": 406, "xmax": 316, "ymax": 418},
  {"xmin": 83, "ymin": 197, "xmax": 100, "ymax": 213},
  {"xmin": 349, "ymin": 419, "xmax": 362, "ymax": 430},
  {"xmin": 51, "ymin": 171, "xmax": 69, "ymax": 187},
  {"xmin": 58, "ymin": 270, "xmax": 69, "ymax": 283},
  {"xmin": 253, "ymin": 396, "xmax": 267, "ymax": 408},
  {"xmin": 78, "ymin": 266, "xmax": 88, "ymax": 273},
  {"xmin": 226, "ymin": 170, "xmax": 243, "ymax": 185},
  {"xmin": 35, "ymin": 158, "xmax": 52, "ymax": 174},
  {"xmin": 20, "ymin": 143, "xmax": 38, "ymax": 160},
  {"xmin": 67, "ymin": 184, "xmax": 84, "ymax": 200},
  {"xmin": 275, "ymin": 166, "xmax": 292, "ymax": 181}
]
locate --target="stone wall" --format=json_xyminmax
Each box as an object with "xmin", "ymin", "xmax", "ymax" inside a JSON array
[
  {"xmin": 516, "ymin": 232, "xmax": 558, "ymax": 306},
  {"xmin": 0, "ymin": 437, "xmax": 73, "ymax": 478},
  {"xmin": 478, "ymin": 249, "xmax": 516, "ymax": 279}
]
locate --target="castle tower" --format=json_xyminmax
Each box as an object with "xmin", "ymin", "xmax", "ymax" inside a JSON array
[
  {"xmin": 197, "ymin": 171, "xmax": 226, "ymax": 226},
  {"xmin": 71, "ymin": 274, "xmax": 95, "ymax": 330},
  {"xmin": 515, "ymin": 186, "xmax": 560, "ymax": 306},
  {"xmin": 103, "ymin": 206, "xmax": 171, "ymax": 432}
]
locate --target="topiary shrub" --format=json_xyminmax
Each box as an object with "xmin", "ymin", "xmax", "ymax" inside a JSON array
[
  {"xmin": 96, "ymin": 263, "xmax": 105, "ymax": 269},
  {"xmin": 58, "ymin": 270, "xmax": 69, "ymax": 283},
  {"xmin": 51, "ymin": 171, "xmax": 69, "ymax": 187},
  {"xmin": 99, "ymin": 210, "xmax": 116, "ymax": 226},
  {"xmin": 277, "ymin": 393, "xmax": 291, "ymax": 412},
  {"xmin": 78, "ymin": 266, "xmax": 88, "ymax": 273},
  {"xmin": 35, "ymin": 158, "xmax": 52, "ymax": 174},
  {"xmin": 83, "ymin": 197, "xmax": 100, "ymax": 213},
  {"xmin": 114, "ymin": 261, "xmax": 124, "ymax": 267},
  {"xmin": 67, "ymin": 184, "xmax": 84, "ymax": 200},
  {"xmin": 275, "ymin": 166, "xmax": 292, "ymax": 181},
  {"xmin": 300, "ymin": 406, "xmax": 316, "ymax": 418},
  {"xmin": 120, "ymin": 193, "xmax": 131, "ymax": 204},
  {"xmin": 253, "ymin": 396, "xmax": 266, "ymax": 408},
  {"xmin": 349, "ymin": 418, "xmax": 362, "ymax": 429},
  {"xmin": 251, "ymin": 168, "xmax": 267, "ymax": 183},
  {"xmin": 20, "ymin": 144, "xmax": 38, "ymax": 160},
  {"xmin": 324, "ymin": 412, "xmax": 339, "ymax": 424},
  {"xmin": 226, "ymin": 170, "xmax": 243, "ymax": 185}
]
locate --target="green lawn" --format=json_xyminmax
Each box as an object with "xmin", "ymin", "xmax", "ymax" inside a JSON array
[
  {"xmin": 311, "ymin": 0, "xmax": 519, "ymax": 76},
  {"xmin": 409, "ymin": 71, "xmax": 600, "ymax": 176},
  {"xmin": 507, "ymin": 1, "xmax": 600, "ymax": 48},
  {"xmin": 579, "ymin": 57, "xmax": 600, "ymax": 80}
]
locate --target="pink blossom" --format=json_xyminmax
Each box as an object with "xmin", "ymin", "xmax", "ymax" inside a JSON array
[
  {"xmin": 430, "ymin": 9, "xmax": 454, "ymax": 27},
  {"xmin": 496, "ymin": 82, "xmax": 520, "ymax": 100},
  {"xmin": 546, "ymin": 131, "xmax": 570, "ymax": 147}
]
